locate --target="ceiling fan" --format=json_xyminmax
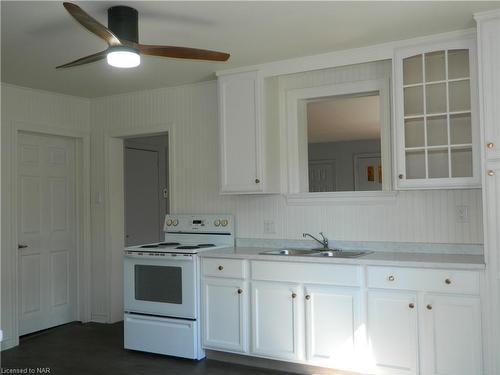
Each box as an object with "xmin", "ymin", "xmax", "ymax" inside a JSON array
[{"xmin": 57, "ymin": 2, "xmax": 230, "ymax": 69}]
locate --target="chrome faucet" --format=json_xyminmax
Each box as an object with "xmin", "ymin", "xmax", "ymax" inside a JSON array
[{"xmin": 303, "ymin": 232, "xmax": 329, "ymax": 249}]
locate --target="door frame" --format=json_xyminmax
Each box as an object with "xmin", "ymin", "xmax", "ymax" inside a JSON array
[
  {"xmin": 6, "ymin": 121, "xmax": 91, "ymax": 349},
  {"xmin": 104, "ymin": 123, "xmax": 175, "ymax": 323}
]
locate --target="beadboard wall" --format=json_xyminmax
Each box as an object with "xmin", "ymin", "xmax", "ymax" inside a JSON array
[
  {"xmin": 1, "ymin": 84, "xmax": 90, "ymax": 349},
  {"xmin": 90, "ymin": 64, "xmax": 483, "ymax": 320}
]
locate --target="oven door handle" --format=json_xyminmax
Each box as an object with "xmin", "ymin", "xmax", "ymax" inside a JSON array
[{"xmin": 124, "ymin": 252, "xmax": 194, "ymax": 261}]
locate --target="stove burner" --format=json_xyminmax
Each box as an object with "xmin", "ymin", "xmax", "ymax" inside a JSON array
[
  {"xmin": 197, "ymin": 244, "xmax": 216, "ymax": 248},
  {"xmin": 158, "ymin": 242, "xmax": 181, "ymax": 246},
  {"xmin": 140, "ymin": 244, "xmax": 159, "ymax": 248},
  {"xmin": 176, "ymin": 245, "xmax": 200, "ymax": 250}
]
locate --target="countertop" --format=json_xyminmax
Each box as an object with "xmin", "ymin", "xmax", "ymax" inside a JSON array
[{"xmin": 199, "ymin": 246, "xmax": 485, "ymax": 270}]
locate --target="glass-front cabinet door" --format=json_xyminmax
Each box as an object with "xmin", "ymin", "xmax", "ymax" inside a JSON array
[{"xmin": 394, "ymin": 37, "xmax": 480, "ymax": 189}]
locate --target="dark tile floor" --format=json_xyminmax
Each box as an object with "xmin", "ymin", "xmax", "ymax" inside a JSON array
[{"xmin": 1, "ymin": 322, "xmax": 284, "ymax": 375}]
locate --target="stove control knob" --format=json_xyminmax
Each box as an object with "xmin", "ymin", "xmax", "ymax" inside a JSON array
[
  {"xmin": 172, "ymin": 219, "xmax": 179, "ymax": 226},
  {"xmin": 166, "ymin": 219, "xmax": 173, "ymax": 226},
  {"xmin": 221, "ymin": 219, "xmax": 229, "ymax": 227},
  {"xmin": 214, "ymin": 220, "xmax": 221, "ymax": 227}
]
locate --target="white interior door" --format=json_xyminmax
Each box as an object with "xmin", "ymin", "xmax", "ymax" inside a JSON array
[
  {"xmin": 18, "ymin": 132, "xmax": 77, "ymax": 335},
  {"xmin": 308, "ymin": 160, "xmax": 336, "ymax": 192},
  {"xmin": 125, "ymin": 147, "xmax": 160, "ymax": 246}
]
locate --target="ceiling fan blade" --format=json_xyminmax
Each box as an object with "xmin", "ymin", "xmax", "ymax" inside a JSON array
[
  {"xmin": 56, "ymin": 50, "xmax": 108, "ymax": 69},
  {"xmin": 63, "ymin": 2, "xmax": 121, "ymax": 46},
  {"xmin": 137, "ymin": 44, "xmax": 230, "ymax": 62}
]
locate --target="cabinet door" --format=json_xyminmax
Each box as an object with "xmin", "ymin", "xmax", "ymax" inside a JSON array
[
  {"xmin": 420, "ymin": 294, "xmax": 482, "ymax": 375},
  {"xmin": 304, "ymin": 285, "xmax": 361, "ymax": 370},
  {"xmin": 478, "ymin": 17, "xmax": 500, "ymax": 161},
  {"xmin": 218, "ymin": 71, "xmax": 263, "ymax": 193},
  {"xmin": 394, "ymin": 38, "xmax": 480, "ymax": 189},
  {"xmin": 251, "ymin": 282, "xmax": 301, "ymax": 360},
  {"xmin": 202, "ymin": 278, "xmax": 248, "ymax": 353},
  {"xmin": 367, "ymin": 291, "xmax": 418, "ymax": 375}
]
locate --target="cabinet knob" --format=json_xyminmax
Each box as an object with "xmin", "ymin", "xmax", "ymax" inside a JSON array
[
  {"xmin": 388, "ymin": 275, "xmax": 395, "ymax": 282},
  {"xmin": 409, "ymin": 303, "xmax": 415, "ymax": 309},
  {"xmin": 237, "ymin": 288, "xmax": 243, "ymax": 295},
  {"xmin": 445, "ymin": 278, "xmax": 451, "ymax": 285},
  {"xmin": 255, "ymin": 178, "xmax": 260, "ymax": 184},
  {"xmin": 291, "ymin": 293, "xmax": 297, "ymax": 299},
  {"xmin": 487, "ymin": 142, "xmax": 494, "ymax": 149},
  {"xmin": 305, "ymin": 295, "xmax": 311, "ymax": 300},
  {"xmin": 218, "ymin": 265, "xmax": 223, "ymax": 271},
  {"xmin": 426, "ymin": 304, "xmax": 433, "ymax": 310},
  {"xmin": 398, "ymin": 174, "xmax": 404, "ymax": 179},
  {"xmin": 488, "ymin": 170, "xmax": 495, "ymax": 176}
]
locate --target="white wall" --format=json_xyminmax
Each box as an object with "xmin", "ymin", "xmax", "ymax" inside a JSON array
[
  {"xmin": 89, "ymin": 72, "xmax": 483, "ymax": 321},
  {"xmin": 1, "ymin": 84, "xmax": 90, "ymax": 349}
]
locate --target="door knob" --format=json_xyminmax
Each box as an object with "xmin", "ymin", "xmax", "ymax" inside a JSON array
[
  {"xmin": 18, "ymin": 244, "xmax": 28, "ymax": 249},
  {"xmin": 487, "ymin": 142, "xmax": 494, "ymax": 149},
  {"xmin": 305, "ymin": 295, "xmax": 311, "ymax": 300},
  {"xmin": 237, "ymin": 289, "xmax": 243, "ymax": 295},
  {"xmin": 488, "ymin": 170, "xmax": 495, "ymax": 176},
  {"xmin": 291, "ymin": 293, "xmax": 297, "ymax": 299}
]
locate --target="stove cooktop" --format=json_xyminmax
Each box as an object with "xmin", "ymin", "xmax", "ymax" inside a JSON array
[{"xmin": 125, "ymin": 242, "xmax": 224, "ymax": 254}]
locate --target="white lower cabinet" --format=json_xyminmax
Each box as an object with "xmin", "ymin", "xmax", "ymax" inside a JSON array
[
  {"xmin": 420, "ymin": 294, "xmax": 482, "ymax": 375},
  {"xmin": 202, "ymin": 278, "xmax": 248, "ymax": 353},
  {"xmin": 251, "ymin": 281, "xmax": 301, "ymax": 360},
  {"xmin": 367, "ymin": 291, "xmax": 419, "ymax": 375},
  {"xmin": 201, "ymin": 260, "xmax": 483, "ymax": 375},
  {"xmin": 304, "ymin": 285, "xmax": 360, "ymax": 369}
]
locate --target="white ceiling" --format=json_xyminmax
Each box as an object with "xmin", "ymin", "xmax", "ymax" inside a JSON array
[
  {"xmin": 2, "ymin": 1, "xmax": 499, "ymax": 98},
  {"xmin": 307, "ymin": 94, "xmax": 380, "ymax": 143}
]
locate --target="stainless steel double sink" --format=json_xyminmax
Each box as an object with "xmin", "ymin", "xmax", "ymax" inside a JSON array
[{"xmin": 259, "ymin": 248, "xmax": 371, "ymax": 258}]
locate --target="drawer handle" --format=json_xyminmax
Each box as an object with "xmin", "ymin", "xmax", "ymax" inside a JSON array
[
  {"xmin": 255, "ymin": 178, "xmax": 260, "ymax": 183},
  {"xmin": 487, "ymin": 142, "xmax": 494, "ymax": 149},
  {"xmin": 218, "ymin": 265, "xmax": 223, "ymax": 271},
  {"xmin": 445, "ymin": 278, "xmax": 452, "ymax": 285},
  {"xmin": 237, "ymin": 289, "xmax": 243, "ymax": 295},
  {"xmin": 488, "ymin": 170, "xmax": 495, "ymax": 176},
  {"xmin": 398, "ymin": 174, "xmax": 404, "ymax": 179},
  {"xmin": 409, "ymin": 303, "xmax": 415, "ymax": 309},
  {"xmin": 305, "ymin": 295, "xmax": 311, "ymax": 300},
  {"xmin": 291, "ymin": 293, "xmax": 297, "ymax": 299},
  {"xmin": 426, "ymin": 304, "xmax": 433, "ymax": 310},
  {"xmin": 388, "ymin": 275, "xmax": 395, "ymax": 282}
]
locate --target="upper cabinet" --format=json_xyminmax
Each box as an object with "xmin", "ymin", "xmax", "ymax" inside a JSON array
[
  {"xmin": 393, "ymin": 37, "xmax": 481, "ymax": 189},
  {"xmin": 217, "ymin": 70, "xmax": 280, "ymax": 194},
  {"xmin": 476, "ymin": 13, "xmax": 500, "ymax": 162}
]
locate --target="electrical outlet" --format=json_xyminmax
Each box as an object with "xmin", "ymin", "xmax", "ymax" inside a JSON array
[
  {"xmin": 263, "ymin": 220, "xmax": 276, "ymax": 234},
  {"xmin": 456, "ymin": 205, "xmax": 469, "ymax": 223}
]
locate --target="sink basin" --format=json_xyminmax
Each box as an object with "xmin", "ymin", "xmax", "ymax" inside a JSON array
[
  {"xmin": 259, "ymin": 248, "xmax": 372, "ymax": 258},
  {"xmin": 259, "ymin": 248, "xmax": 317, "ymax": 256},
  {"xmin": 308, "ymin": 250, "xmax": 372, "ymax": 258}
]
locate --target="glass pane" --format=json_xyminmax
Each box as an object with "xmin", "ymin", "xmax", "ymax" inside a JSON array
[
  {"xmin": 450, "ymin": 113, "xmax": 472, "ymax": 144},
  {"xmin": 449, "ymin": 80, "xmax": 471, "ymax": 112},
  {"xmin": 403, "ymin": 54, "xmax": 423, "ymax": 85},
  {"xmin": 406, "ymin": 150, "xmax": 426, "ymax": 179},
  {"xmin": 428, "ymin": 148, "xmax": 449, "ymax": 178},
  {"xmin": 451, "ymin": 147, "xmax": 473, "ymax": 177},
  {"xmin": 404, "ymin": 86, "xmax": 423, "ymax": 116},
  {"xmin": 405, "ymin": 118, "xmax": 425, "ymax": 148},
  {"xmin": 448, "ymin": 49, "xmax": 469, "ymax": 79},
  {"xmin": 426, "ymin": 83, "xmax": 447, "ymax": 114},
  {"xmin": 425, "ymin": 51, "xmax": 446, "ymax": 82},
  {"xmin": 427, "ymin": 115, "xmax": 448, "ymax": 146},
  {"xmin": 135, "ymin": 265, "xmax": 182, "ymax": 304}
]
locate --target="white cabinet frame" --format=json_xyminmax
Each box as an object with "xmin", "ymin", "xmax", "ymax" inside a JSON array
[{"xmin": 393, "ymin": 36, "xmax": 481, "ymax": 189}]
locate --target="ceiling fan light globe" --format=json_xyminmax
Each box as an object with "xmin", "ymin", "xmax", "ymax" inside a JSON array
[{"xmin": 106, "ymin": 48, "xmax": 140, "ymax": 68}]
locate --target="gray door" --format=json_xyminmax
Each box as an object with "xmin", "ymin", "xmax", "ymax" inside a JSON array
[{"xmin": 125, "ymin": 148, "xmax": 161, "ymax": 246}]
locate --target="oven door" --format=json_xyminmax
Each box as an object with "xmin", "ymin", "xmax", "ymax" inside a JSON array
[{"xmin": 124, "ymin": 253, "xmax": 197, "ymax": 319}]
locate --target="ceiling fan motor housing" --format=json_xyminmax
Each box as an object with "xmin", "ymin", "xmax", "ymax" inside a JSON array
[{"xmin": 108, "ymin": 6, "xmax": 138, "ymax": 43}]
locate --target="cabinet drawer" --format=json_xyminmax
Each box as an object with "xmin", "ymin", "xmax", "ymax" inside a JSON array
[
  {"xmin": 202, "ymin": 258, "xmax": 246, "ymax": 279},
  {"xmin": 367, "ymin": 266, "xmax": 480, "ymax": 295},
  {"xmin": 251, "ymin": 261, "xmax": 361, "ymax": 286}
]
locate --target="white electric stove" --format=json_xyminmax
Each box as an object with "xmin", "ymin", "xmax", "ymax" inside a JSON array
[{"xmin": 123, "ymin": 214, "xmax": 234, "ymax": 360}]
